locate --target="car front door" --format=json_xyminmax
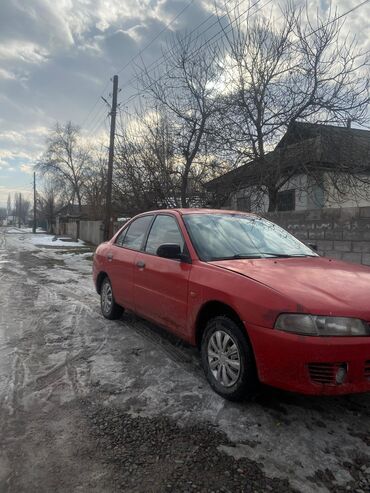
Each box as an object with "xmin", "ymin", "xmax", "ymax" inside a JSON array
[
  {"xmin": 107, "ymin": 215, "xmax": 154, "ymax": 310},
  {"xmin": 133, "ymin": 214, "xmax": 191, "ymax": 337}
]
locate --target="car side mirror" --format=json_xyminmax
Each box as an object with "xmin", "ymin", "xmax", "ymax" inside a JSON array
[{"xmin": 157, "ymin": 243, "xmax": 182, "ymax": 260}]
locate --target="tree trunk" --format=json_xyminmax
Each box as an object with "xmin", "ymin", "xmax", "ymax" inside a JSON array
[
  {"xmin": 268, "ymin": 187, "xmax": 278, "ymax": 212},
  {"xmin": 181, "ymin": 164, "xmax": 190, "ymax": 207},
  {"xmin": 76, "ymin": 191, "xmax": 82, "ymax": 240}
]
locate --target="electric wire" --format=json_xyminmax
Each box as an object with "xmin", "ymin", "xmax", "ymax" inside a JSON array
[{"xmin": 79, "ymin": 0, "xmax": 197, "ymax": 131}]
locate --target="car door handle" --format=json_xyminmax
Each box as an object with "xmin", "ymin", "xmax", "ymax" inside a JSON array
[
  {"xmin": 136, "ymin": 260, "xmax": 145, "ymax": 269},
  {"xmin": 107, "ymin": 253, "xmax": 113, "ymax": 262}
]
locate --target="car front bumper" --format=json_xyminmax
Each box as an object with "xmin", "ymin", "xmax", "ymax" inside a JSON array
[{"xmin": 247, "ymin": 323, "xmax": 370, "ymax": 395}]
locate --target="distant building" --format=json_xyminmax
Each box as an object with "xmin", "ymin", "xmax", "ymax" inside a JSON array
[
  {"xmin": 55, "ymin": 204, "xmax": 91, "ymax": 236},
  {"xmin": 2, "ymin": 215, "xmax": 16, "ymax": 226},
  {"xmin": 206, "ymin": 122, "xmax": 370, "ymax": 212}
]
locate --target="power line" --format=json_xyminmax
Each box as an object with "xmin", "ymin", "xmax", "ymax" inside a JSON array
[
  {"xmin": 119, "ymin": 0, "xmax": 268, "ymax": 103},
  {"xmin": 119, "ymin": 0, "xmax": 249, "ymax": 95},
  {"xmin": 118, "ymin": 0, "xmax": 370, "ymax": 110},
  {"xmin": 303, "ymin": 0, "xmax": 370, "ymax": 40},
  {"xmin": 79, "ymin": 0, "xmax": 197, "ymax": 130},
  {"xmin": 116, "ymin": 0, "xmax": 196, "ymax": 75},
  {"xmin": 86, "ymin": 108, "xmax": 110, "ymax": 140},
  {"xmin": 79, "ymin": 79, "xmax": 111, "ymax": 129},
  {"xmin": 84, "ymin": 89, "xmax": 113, "ymax": 139},
  {"xmin": 84, "ymin": 99, "xmax": 108, "ymax": 133},
  {"xmin": 83, "ymin": 0, "xmax": 370, "ymax": 137},
  {"xmin": 81, "ymin": 0, "xmax": 241, "ymax": 133}
]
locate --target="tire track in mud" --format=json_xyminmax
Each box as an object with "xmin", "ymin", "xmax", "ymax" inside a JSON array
[
  {"xmin": 124, "ymin": 315, "xmax": 201, "ymax": 369},
  {"xmin": 26, "ymin": 342, "xmax": 105, "ymax": 394},
  {"xmin": 1, "ymin": 229, "xmax": 370, "ymax": 493},
  {"xmin": 27, "ymin": 293, "xmax": 106, "ymax": 399},
  {"xmin": 0, "ymin": 232, "xmax": 106, "ymax": 420},
  {"xmin": 0, "ymin": 290, "xmax": 39, "ymax": 420}
]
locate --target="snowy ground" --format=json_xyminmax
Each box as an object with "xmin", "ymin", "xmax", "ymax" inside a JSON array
[{"xmin": 0, "ymin": 227, "xmax": 369, "ymax": 493}]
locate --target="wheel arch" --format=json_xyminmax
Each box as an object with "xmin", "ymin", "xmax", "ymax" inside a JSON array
[
  {"xmin": 195, "ymin": 300, "xmax": 247, "ymax": 349},
  {"xmin": 96, "ymin": 271, "xmax": 108, "ymax": 294}
]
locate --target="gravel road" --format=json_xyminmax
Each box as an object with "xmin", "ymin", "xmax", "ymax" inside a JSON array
[{"xmin": 0, "ymin": 227, "xmax": 369, "ymax": 493}]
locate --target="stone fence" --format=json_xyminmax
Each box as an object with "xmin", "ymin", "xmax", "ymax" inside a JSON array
[
  {"xmin": 56, "ymin": 219, "xmax": 127, "ymax": 245},
  {"xmin": 58, "ymin": 208, "xmax": 370, "ymax": 266},
  {"xmin": 265, "ymin": 206, "xmax": 370, "ymax": 266}
]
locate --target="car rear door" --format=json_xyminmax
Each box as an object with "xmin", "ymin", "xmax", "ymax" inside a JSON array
[
  {"xmin": 106, "ymin": 215, "xmax": 154, "ymax": 310},
  {"xmin": 133, "ymin": 214, "xmax": 191, "ymax": 337}
]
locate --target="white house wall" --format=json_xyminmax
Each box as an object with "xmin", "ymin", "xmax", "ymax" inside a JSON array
[
  {"xmin": 231, "ymin": 174, "xmax": 309, "ymax": 212},
  {"xmin": 230, "ymin": 172, "xmax": 370, "ymax": 212},
  {"xmin": 323, "ymin": 172, "xmax": 370, "ymax": 209}
]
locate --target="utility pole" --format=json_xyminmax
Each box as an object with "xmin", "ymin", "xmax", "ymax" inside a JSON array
[
  {"xmin": 33, "ymin": 172, "xmax": 37, "ymax": 233},
  {"xmin": 18, "ymin": 193, "xmax": 21, "ymax": 228},
  {"xmin": 104, "ymin": 75, "xmax": 119, "ymax": 241}
]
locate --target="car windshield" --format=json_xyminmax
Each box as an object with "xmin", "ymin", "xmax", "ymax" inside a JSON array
[{"xmin": 183, "ymin": 213, "xmax": 318, "ymax": 261}]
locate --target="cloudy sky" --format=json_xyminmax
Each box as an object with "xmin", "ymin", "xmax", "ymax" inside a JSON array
[{"xmin": 0, "ymin": 0, "xmax": 369, "ymax": 207}]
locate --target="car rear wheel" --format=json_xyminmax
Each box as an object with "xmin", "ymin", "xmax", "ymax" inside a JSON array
[
  {"xmin": 201, "ymin": 316, "xmax": 258, "ymax": 401},
  {"xmin": 100, "ymin": 277, "xmax": 123, "ymax": 320}
]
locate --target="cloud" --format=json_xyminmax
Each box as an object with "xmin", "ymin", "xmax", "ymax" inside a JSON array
[
  {"xmin": 0, "ymin": 68, "xmax": 16, "ymax": 80},
  {"xmin": 0, "ymin": 184, "xmax": 33, "ymax": 206},
  {"xmin": 0, "ymin": 41, "xmax": 50, "ymax": 63},
  {"xmin": 20, "ymin": 164, "xmax": 35, "ymax": 174},
  {"xmin": 0, "ymin": 0, "xmax": 369, "ymax": 200}
]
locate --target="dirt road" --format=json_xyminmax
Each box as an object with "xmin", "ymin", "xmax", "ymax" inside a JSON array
[{"xmin": 0, "ymin": 228, "xmax": 369, "ymax": 492}]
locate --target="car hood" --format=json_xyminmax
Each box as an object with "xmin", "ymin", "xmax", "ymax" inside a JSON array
[{"xmin": 210, "ymin": 257, "xmax": 370, "ymax": 320}]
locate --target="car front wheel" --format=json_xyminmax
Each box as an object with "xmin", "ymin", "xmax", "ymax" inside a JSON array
[
  {"xmin": 201, "ymin": 316, "xmax": 258, "ymax": 401},
  {"xmin": 100, "ymin": 277, "xmax": 123, "ymax": 320}
]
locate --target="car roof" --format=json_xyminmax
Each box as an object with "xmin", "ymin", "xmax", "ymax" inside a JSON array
[{"xmin": 142, "ymin": 208, "xmax": 258, "ymax": 217}]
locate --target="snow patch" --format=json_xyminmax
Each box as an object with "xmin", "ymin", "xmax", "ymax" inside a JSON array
[{"xmin": 31, "ymin": 235, "xmax": 86, "ymax": 248}]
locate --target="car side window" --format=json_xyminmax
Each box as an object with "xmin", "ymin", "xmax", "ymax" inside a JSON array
[
  {"xmin": 145, "ymin": 215, "xmax": 184, "ymax": 255},
  {"xmin": 115, "ymin": 228, "xmax": 127, "ymax": 246},
  {"xmin": 120, "ymin": 215, "xmax": 153, "ymax": 251}
]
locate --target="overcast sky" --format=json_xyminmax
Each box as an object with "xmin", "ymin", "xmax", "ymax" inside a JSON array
[{"xmin": 0, "ymin": 0, "xmax": 369, "ymax": 207}]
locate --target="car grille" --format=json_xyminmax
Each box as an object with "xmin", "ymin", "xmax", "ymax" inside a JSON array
[
  {"xmin": 308, "ymin": 362, "xmax": 346, "ymax": 385},
  {"xmin": 365, "ymin": 361, "xmax": 370, "ymax": 381}
]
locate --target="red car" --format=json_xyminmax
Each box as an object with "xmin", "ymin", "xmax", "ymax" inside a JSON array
[{"xmin": 93, "ymin": 209, "xmax": 370, "ymax": 400}]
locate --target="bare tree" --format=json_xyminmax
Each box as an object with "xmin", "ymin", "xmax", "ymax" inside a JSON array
[
  {"xmin": 216, "ymin": 1, "xmax": 370, "ymax": 211},
  {"xmin": 114, "ymin": 104, "xmax": 233, "ymax": 213},
  {"xmin": 37, "ymin": 177, "xmax": 67, "ymax": 233},
  {"xmin": 138, "ymin": 33, "xmax": 223, "ymax": 207},
  {"xmin": 84, "ymin": 150, "xmax": 108, "ymax": 220},
  {"xmin": 114, "ymin": 109, "xmax": 179, "ymax": 214},
  {"xmin": 37, "ymin": 122, "xmax": 91, "ymax": 214},
  {"xmin": 6, "ymin": 193, "xmax": 11, "ymax": 219},
  {"xmin": 13, "ymin": 193, "xmax": 30, "ymax": 227},
  {"xmin": 0, "ymin": 207, "xmax": 6, "ymax": 223},
  {"xmin": 37, "ymin": 122, "xmax": 92, "ymax": 237}
]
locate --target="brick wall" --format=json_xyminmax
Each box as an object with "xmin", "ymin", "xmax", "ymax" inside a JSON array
[{"xmin": 264, "ymin": 207, "xmax": 370, "ymax": 266}]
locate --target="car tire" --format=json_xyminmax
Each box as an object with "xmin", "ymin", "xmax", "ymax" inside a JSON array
[
  {"xmin": 100, "ymin": 277, "xmax": 123, "ymax": 320},
  {"xmin": 201, "ymin": 315, "xmax": 259, "ymax": 401}
]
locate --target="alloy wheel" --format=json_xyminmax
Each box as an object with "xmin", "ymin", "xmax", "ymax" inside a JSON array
[
  {"xmin": 102, "ymin": 281, "xmax": 113, "ymax": 314},
  {"xmin": 207, "ymin": 329, "xmax": 241, "ymax": 387}
]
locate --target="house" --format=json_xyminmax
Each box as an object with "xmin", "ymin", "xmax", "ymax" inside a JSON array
[
  {"xmin": 205, "ymin": 122, "xmax": 370, "ymax": 212},
  {"xmin": 2, "ymin": 215, "xmax": 16, "ymax": 226},
  {"xmin": 55, "ymin": 204, "xmax": 92, "ymax": 236}
]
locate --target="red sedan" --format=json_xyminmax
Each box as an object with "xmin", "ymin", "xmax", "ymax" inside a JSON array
[{"xmin": 93, "ymin": 209, "xmax": 370, "ymax": 400}]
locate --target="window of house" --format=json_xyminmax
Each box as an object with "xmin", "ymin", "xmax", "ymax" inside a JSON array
[
  {"xmin": 120, "ymin": 215, "xmax": 153, "ymax": 250},
  {"xmin": 311, "ymin": 184, "xmax": 325, "ymax": 209},
  {"xmin": 236, "ymin": 196, "xmax": 251, "ymax": 211},
  {"xmin": 145, "ymin": 215, "xmax": 184, "ymax": 255},
  {"xmin": 277, "ymin": 190, "xmax": 295, "ymax": 211}
]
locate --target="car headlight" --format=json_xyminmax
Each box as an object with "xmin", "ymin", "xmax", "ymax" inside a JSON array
[{"xmin": 275, "ymin": 314, "xmax": 370, "ymax": 336}]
